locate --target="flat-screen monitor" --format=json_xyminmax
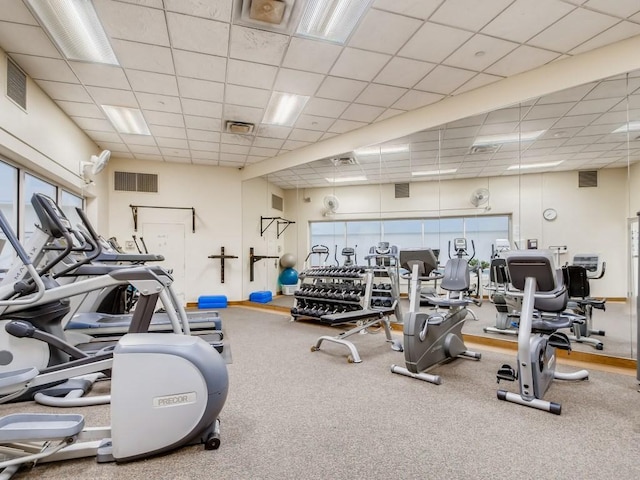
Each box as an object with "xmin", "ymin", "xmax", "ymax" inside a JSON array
[{"xmin": 399, "ymin": 248, "xmax": 439, "ymax": 276}]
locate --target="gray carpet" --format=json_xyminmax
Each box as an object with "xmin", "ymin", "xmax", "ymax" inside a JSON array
[{"xmin": 2, "ymin": 306, "xmax": 640, "ymax": 479}]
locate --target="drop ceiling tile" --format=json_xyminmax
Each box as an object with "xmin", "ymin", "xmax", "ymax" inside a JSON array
[
  {"xmin": 583, "ymin": 0, "xmax": 640, "ymax": 18},
  {"xmin": 282, "ymin": 37, "xmax": 342, "ymax": 74},
  {"xmin": 0, "ymin": 0, "xmax": 38, "ymax": 24},
  {"xmin": 221, "ymin": 144, "xmax": 250, "ymax": 154},
  {"xmin": 519, "ymin": 118, "xmax": 557, "ymax": 131},
  {"xmin": 529, "ymin": 8, "xmax": 618, "ymax": 52},
  {"xmin": 128, "ymin": 144, "xmax": 161, "ymax": 155},
  {"xmin": 86, "ymin": 131, "xmax": 122, "ymax": 143},
  {"xmin": 554, "ymin": 145, "xmax": 586, "ymax": 155},
  {"xmin": 399, "ymin": 22, "xmax": 473, "ymax": 64},
  {"xmin": 376, "ymin": 108, "xmax": 406, "ymax": 121},
  {"xmin": 570, "ymin": 21, "xmax": 640, "ymax": 55},
  {"xmin": 157, "ymin": 138, "xmax": 189, "ymax": 149},
  {"xmin": 9, "ymin": 55, "xmax": 76, "ymax": 83},
  {"xmin": 393, "ymin": 90, "xmax": 444, "ymax": 110},
  {"xmin": 316, "ymin": 76, "xmax": 368, "ymax": 102},
  {"xmin": 182, "ymin": 99, "xmax": 222, "ymax": 118},
  {"xmin": 567, "ymin": 97, "xmax": 620, "ymax": 115},
  {"xmin": 282, "ymin": 140, "xmax": 312, "ymax": 150},
  {"xmin": 219, "ymin": 159, "xmax": 245, "ymax": 166},
  {"xmin": 165, "ymin": 0, "xmax": 232, "ymax": 21},
  {"xmin": 303, "ymin": 98, "xmax": 350, "ymax": 117},
  {"xmin": 36, "ymin": 81, "xmax": 92, "ymax": 103},
  {"xmin": 525, "ymin": 102, "xmax": 574, "ymax": 120},
  {"xmin": 255, "ymin": 125, "xmax": 292, "ymax": 139},
  {"xmin": 227, "ymin": 59, "xmax": 278, "ymax": 90},
  {"xmin": 111, "ymin": 40, "xmax": 174, "ymax": 74},
  {"xmin": 586, "ymin": 78, "xmax": 640, "ymax": 100},
  {"xmin": 220, "ymin": 131, "xmax": 252, "ymax": 144},
  {"xmin": 187, "ymin": 129, "xmax": 221, "ymax": 142},
  {"xmin": 71, "ymin": 117, "xmax": 114, "ymax": 132},
  {"xmin": 0, "ymin": 22, "xmax": 60, "ymax": 57},
  {"xmin": 563, "ymin": 134, "xmax": 604, "ymax": 146},
  {"xmin": 430, "ymin": 0, "xmax": 513, "ymax": 31},
  {"xmin": 287, "ymin": 129, "xmax": 322, "ymax": 142},
  {"xmin": 120, "ymin": 133, "xmax": 157, "ymax": 145},
  {"xmin": 127, "ymin": 70, "xmax": 179, "ymax": 96},
  {"xmin": 149, "ymin": 125, "xmax": 187, "ymax": 139},
  {"xmin": 69, "ymin": 63, "xmax": 129, "ymax": 89},
  {"xmin": 144, "ymin": 111, "xmax": 185, "ymax": 128},
  {"xmin": 166, "ymin": 12, "xmax": 229, "ymax": 57},
  {"xmin": 295, "ymin": 114, "xmax": 335, "ymax": 131},
  {"xmin": 329, "ymin": 119, "xmax": 368, "ymax": 134},
  {"xmin": 481, "ymin": 0, "xmax": 574, "ymax": 43},
  {"xmin": 356, "ymin": 84, "xmax": 407, "ymax": 108},
  {"xmin": 576, "ymin": 124, "xmax": 620, "ymax": 136},
  {"xmin": 219, "ymin": 153, "xmax": 247, "ymax": 162},
  {"xmin": 189, "ymin": 140, "xmax": 220, "ymax": 151},
  {"xmin": 253, "ymin": 137, "xmax": 285, "ymax": 149},
  {"xmin": 223, "ymin": 104, "xmax": 263, "ymax": 124},
  {"xmin": 96, "ymin": 141, "xmax": 129, "ymax": 153},
  {"xmin": 136, "ymin": 92, "xmax": 182, "ymax": 112},
  {"xmin": 444, "ymin": 34, "xmax": 519, "ymax": 72},
  {"xmin": 132, "ymin": 153, "xmax": 163, "ymax": 161},
  {"xmin": 553, "ymin": 113, "xmax": 600, "ymax": 128},
  {"xmin": 330, "ymin": 48, "xmax": 391, "ymax": 82},
  {"xmin": 536, "ymin": 83, "xmax": 595, "ymax": 104},
  {"xmin": 374, "ymin": 57, "xmax": 435, "ymax": 89},
  {"xmin": 273, "ymin": 69, "xmax": 325, "ymax": 96},
  {"xmin": 178, "ymin": 77, "xmax": 224, "ymax": 102},
  {"xmin": 173, "ymin": 50, "xmax": 227, "ymax": 82},
  {"xmin": 415, "ymin": 65, "xmax": 477, "ymax": 95},
  {"xmin": 225, "ymin": 84, "xmax": 271, "ymax": 108},
  {"xmin": 94, "ymin": 0, "xmax": 170, "ymax": 45},
  {"xmin": 484, "ymin": 45, "xmax": 560, "ymax": 77},
  {"xmin": 349, "ymin": 9, "xmax": 422, "ymax": 55},
  {"xmin": 373, "ymin": 0, "xmax": 441, "ymax": 19},
  {"xmin": 229, "ymin": 25, "xmax": 288, "ymax": 66},
  {"xmin": 591, "ymin": 110, "xmax": 632, "ymax": 125},
  {"xmin": 250, "ymin": 146, "xmax": 279, "ymax": 157},
  {"xmin": 341, "ymin": 104, "xmax": 385, "ymax": 123},
  {"xmin": 164, "ymin": 156, "xmax": 192, "ymax": 163}
]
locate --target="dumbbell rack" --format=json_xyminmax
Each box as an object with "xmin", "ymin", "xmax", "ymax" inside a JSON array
[{"xmin": 291, "ymin": 266, "xmax": 403, "ymax": 363}]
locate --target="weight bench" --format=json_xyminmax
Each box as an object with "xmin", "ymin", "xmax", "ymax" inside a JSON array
[{"xmin": 311, "ymin": 309, "xmax": 402, "ymax": 363}]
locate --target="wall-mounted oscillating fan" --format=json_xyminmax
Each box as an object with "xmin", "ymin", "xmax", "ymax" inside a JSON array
[
  {"xmin": 323, "ymin": 195, "xmax": 340, "ymax": 216},
  {"xmin": 81, "ymin": 149, "xmax": 111, "ymax": 182},
  {"xmin": 470, "ymin": 187, "xmax": 490, "ymax": 207}
]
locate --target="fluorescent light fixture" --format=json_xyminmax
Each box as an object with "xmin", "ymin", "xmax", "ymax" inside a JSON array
[
  {"xmin": 102, "ymin": 105, "xmax": 151, "ymax": 135},
  {"xmin": 297, "ymin": 0, "xmax": 373, "ymax": 44},
  {"xmin": 262, "ymin": 92, "xmax": 309, "ymax": 127},
  {"xmin": 412, "ymin": 169, "xmax": 458, "ymax": 177},
  {"xmin": 612, "ymin": 121, "xmax": 640, "ymax": 133},
  {"xmin": 26, "ymin": 0, "xmax": 119, "ymax": 65},
  {"xmin": 473, "ymin": 130, "xmax": 546, "ymax": 146},
  {"xmin": 355, "ymin": 145, "xmax": 409, "ymax": 156},
  {"xmin": 507, "ymin": 161, "xmax": 564, "ymax": 171},
  {"xmin": 326, "ymin": 176, "xmax": 367, "ymax": 183}
]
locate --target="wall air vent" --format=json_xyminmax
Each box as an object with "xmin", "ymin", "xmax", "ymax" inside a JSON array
[
  {"xmin": 6, "ymin": 57, "xmax": 27, "ymax": 110},
  {"xmin": 114, "ymin": 171, "xmax": 158, "ymax": 193},
  {"xmin": 331, "ymin": 156, "xmax": 358, "ymax": 167},
  {"xmin": 578, "ymin": 170, "xmax": 598, "ymax": 188},
  {"xmin": 272, "ymin": 193, "xmax": 283, "ymax": 211},
  {"xmin": 226, "ymin": 120, "xmax": 255, "ymax": 135},
  {"xmin": 233, "ymin": 0, "xmax": 305, "ymax": 34},
  {"xmin": 395, "ymin": 183, "xmax": 410, "ymax": 199}
]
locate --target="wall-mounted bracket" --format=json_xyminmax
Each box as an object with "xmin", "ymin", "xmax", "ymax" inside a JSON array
[
  {"xmin": 249, "ymin": 247, "xmax": 279, "ymax": 282},
  {"xmin": 130, "ymin": 204, "xmax": 196, "ymax": 232},
  {"xmin": 207, "ymin": 246, "xmax": 238, "ymax": 284},
  {"xmin": 260, "ymin": 216, "xmax": 295, "ymax": 238}
]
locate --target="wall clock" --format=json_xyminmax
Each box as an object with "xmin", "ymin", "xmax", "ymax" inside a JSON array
[{"xmin": 543, "ymin": 208, "xmax": 557, "ymax": 221}]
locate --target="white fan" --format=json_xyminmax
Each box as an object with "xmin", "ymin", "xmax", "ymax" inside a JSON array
[
  {"xmin": 323, "ymin": 195, "xmax": 340, "ymax": 216},
  {"xmin": 80, "ymin": 150, "xmax": 111, "ymax": 181},
  {"xmin": 470, "ymin": 187, "xmax": 490, "ymax": 207}
]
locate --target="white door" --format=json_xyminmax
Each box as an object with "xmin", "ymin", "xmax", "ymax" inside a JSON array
[{"xmin": 141, "ymin": 222, "xmax": 186, "ymax": 304}]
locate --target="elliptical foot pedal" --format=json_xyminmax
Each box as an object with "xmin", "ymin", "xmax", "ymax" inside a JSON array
[{"xmin": 496, "ymin": 364, "xmax": 517, "ymax": 383}]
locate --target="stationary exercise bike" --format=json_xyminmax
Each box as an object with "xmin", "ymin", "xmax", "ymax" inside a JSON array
[
  {"xmin": 496, "ymin": 250, "xmax": 589, "ymax": 415},
  {"xmin": 391, "ymin": 245, "xmax": 481, "ymax": 385}
]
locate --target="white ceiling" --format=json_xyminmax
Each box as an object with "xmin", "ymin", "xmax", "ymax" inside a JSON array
[{"xmin": 0, "ymin": 0, "xmax": 639, "ymax": 188}]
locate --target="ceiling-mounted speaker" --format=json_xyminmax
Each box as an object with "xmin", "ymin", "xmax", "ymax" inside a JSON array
[
  {"xmin": 226, "ymin": 120, "xmax": 255, "ymax": 135},
  {"xmin": 250, "ymin": 0, "xmax": 286, "ymax": 24}
]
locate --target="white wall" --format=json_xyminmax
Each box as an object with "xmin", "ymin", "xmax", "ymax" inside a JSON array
[
  {"xmin": 106, "ymin": 158, "xmax": 244, "ymax": 302},
  {"xmin": 284, "ymin": 168, "xmax": 628, "ymax": 297}
]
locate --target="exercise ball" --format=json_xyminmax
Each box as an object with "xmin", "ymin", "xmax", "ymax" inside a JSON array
[
  {"xmin": 280, "ymin": 253, "xmax": 296, "ymax": 269},
  {"xmin": 279, "ymin": 267, "xmax": 299, "ymax": 286}
]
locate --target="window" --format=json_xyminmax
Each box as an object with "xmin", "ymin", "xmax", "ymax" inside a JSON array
[
  {"xmin": 23, "ymin": 173, "xmax": 57, "ymax": 241},
  {"xmin": 0, "ymin": 161, "xmax": 18, "ymax": 274},
  {"xmin": 60, "ymin": 190, "xmax": 84, "ymax": 230}
]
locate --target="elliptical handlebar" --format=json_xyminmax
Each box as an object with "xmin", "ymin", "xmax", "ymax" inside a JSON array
[{"xmin": 448, "ymin": 238, "xmax": 475, "ymax": 262}]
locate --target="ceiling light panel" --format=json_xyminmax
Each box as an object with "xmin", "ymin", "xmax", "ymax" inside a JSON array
[
  {"xmin": 507, "ymin": 161, "xmax": 564, "ymax": 170},
  {"xmin": 102, "ymin": 105, "xmax": 151, "ymax": 135},
  {"xmin": 297, "ymin": 0, "xmax": 374, "ymax": 44},
  {"xmin": 26, "ymin": 0, "xmax": 119, "ymax": 65},
  {"xmin": 412, "ymin": 169, "xmax": 458, "ymax": 177},
  {"xmin": 326, "ymin": 176, "xmax": 367, "ymax": 183},
  {"xmin": 473, "ymin": 130, "xmax": 546, "ymax": 146},
  {"xmin": 263, "ymin": 92, "xmax": 310, "ymax": 126}
]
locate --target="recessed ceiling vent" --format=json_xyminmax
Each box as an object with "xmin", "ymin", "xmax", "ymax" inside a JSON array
[
  {"xmin": 6, "ymin": 57, "xmax": 27, "ymax": 110},
  {"xmin": 226, "ymin": 120, "xmax": 255, "ymax": 135},
  {"xmin": 331, "ymin": 156, "xmax": 358, "ymax": 167},
  {"xmin": 234, "ymin": 0, "xmax": 305, "ymax": 34},
  {"xmin": 469, "ymin": 144, "xmax": 499, "ymax": 154}
]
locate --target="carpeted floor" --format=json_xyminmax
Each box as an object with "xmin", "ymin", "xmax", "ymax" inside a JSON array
[{"xmin": 2, "ymin": 306, "xmax": 640, "ymax": 479}]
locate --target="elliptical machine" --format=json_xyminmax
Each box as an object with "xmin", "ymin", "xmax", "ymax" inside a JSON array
[
  {"xmin": 391, "ymin": 244, "xmax": 481, "ymax": 385},
  {"xmin": 496, "ymin": 250, "xmax": 589, "ymax": 415}
]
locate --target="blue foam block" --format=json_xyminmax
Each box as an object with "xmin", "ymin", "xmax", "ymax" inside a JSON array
[
  {"xmin": 198, "ymin": 295, "xmax": 227, "ymax": 309},
  {"xmin": 249, "ymin": 291, "xmax": 272, "ymax": 303}
]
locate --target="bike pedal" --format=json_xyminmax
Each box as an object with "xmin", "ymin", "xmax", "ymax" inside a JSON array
[{"xmin": 496, "ymin": 364, "xmax": 517, "ymax": 383}]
